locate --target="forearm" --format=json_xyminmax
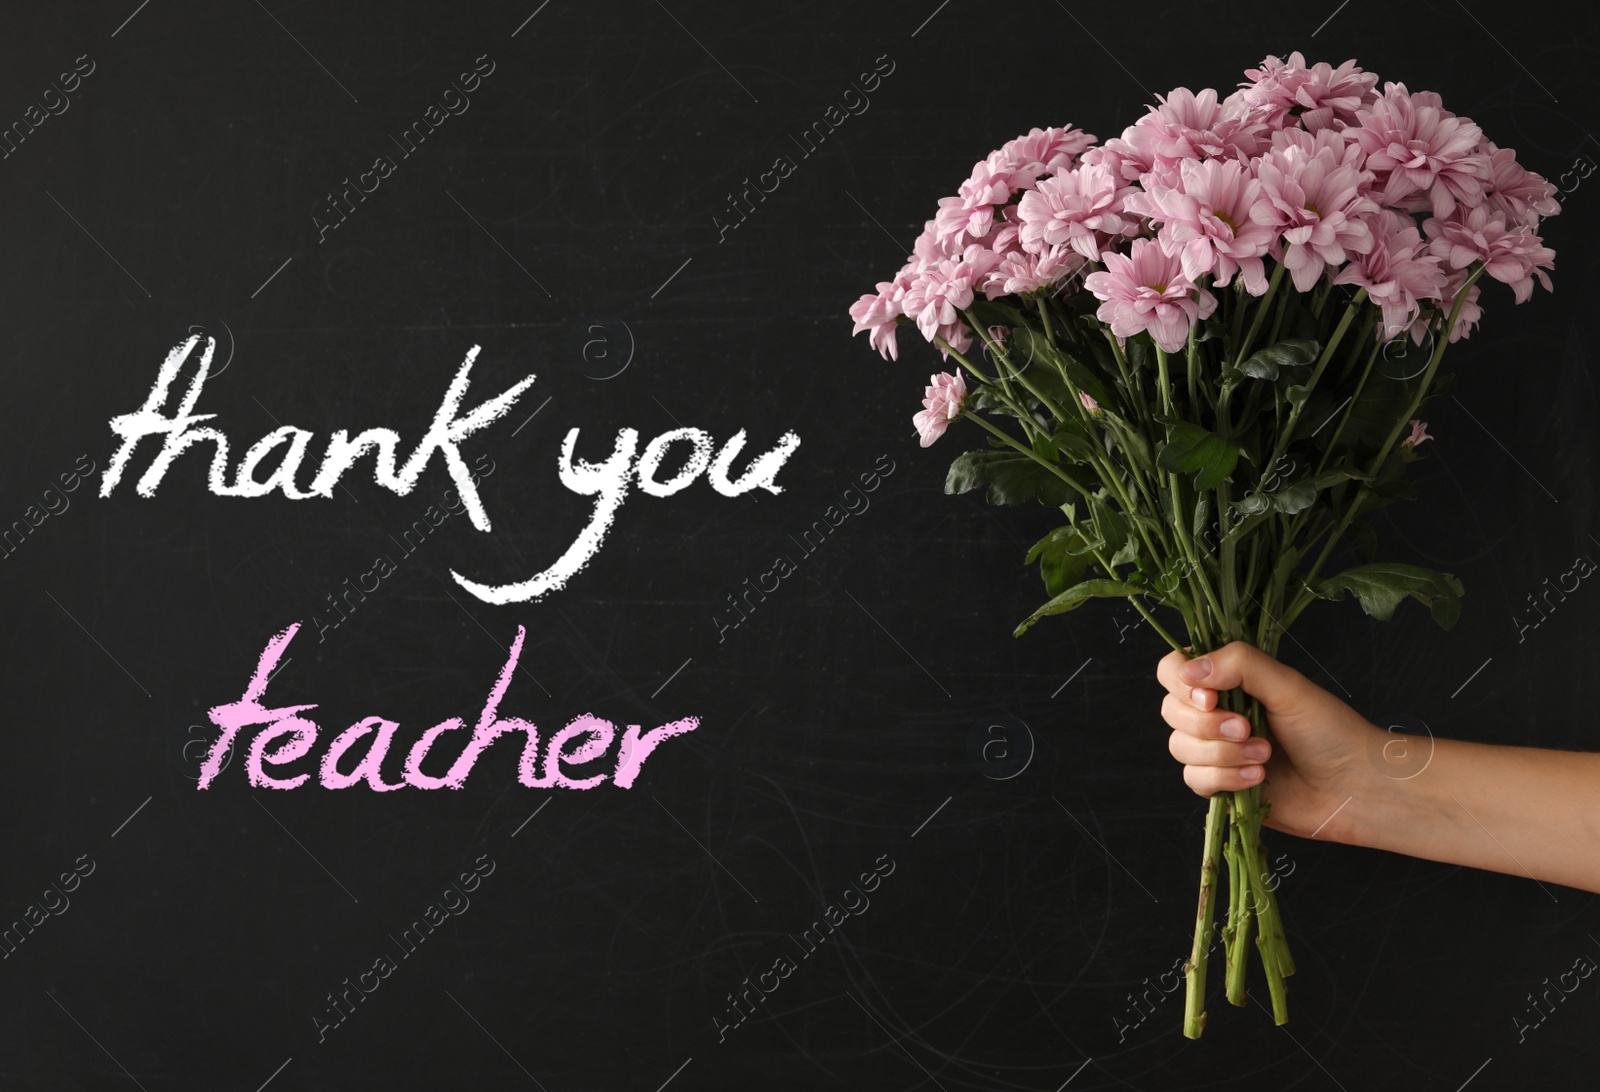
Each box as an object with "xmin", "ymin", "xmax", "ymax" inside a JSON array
[{"xmin": 1344, "ymin": 736, "xmax": 1600, "ymax": 895}]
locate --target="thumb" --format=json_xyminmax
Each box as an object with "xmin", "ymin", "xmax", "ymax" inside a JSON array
[{"xmin": 1177, "ymin": 640, "xmax": 1315, "ymax": 718}]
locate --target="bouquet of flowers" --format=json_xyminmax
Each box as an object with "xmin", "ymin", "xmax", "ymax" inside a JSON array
[{"xmin": 848, "ymin": 52, "xmax": 1557, "ymax": 1036}]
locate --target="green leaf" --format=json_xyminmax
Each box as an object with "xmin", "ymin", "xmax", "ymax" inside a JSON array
[
  {"xmin": 1050, "ymin": 426, "xmax": 1102, "ymax": 466},
  {"xmin": 1284, "ymin": 383, "xmax": 1311, "ymax": 409},
  {"xmin": 1429, "ymin": 588, "xmax": 1462, "ymax": 629},
  {"xmin": 1107, "ymin": 420, "xmax": 1154, "ymax": 476},
  {"xmin": 1238, "ymin": 338, "xmax": 1319, "ymax": 380},
  {"xmin": 1271, "ymin": 479, "xmax": 1319, "ymax": 514},
  {"xmin": 1014, "ymin": 578, "xmax": 1146, "ymax": 637},
  {"xmin": 1336, "ymin": 372, "xmax": 1426, "ymax": 454},
  {"xmin": 1269, "ymin": 467, "xmax": 1372, "ymax": 516},
  {"xmin": 1230, "ymin": 490, "xmax": 1271, "ymax": 518},
  {"xmin": 1311, "ymin": 563, "xmax": 1465, "ymax": 628},
  {"xmin": 1272, "ymin": 544, "xmax": 1302, "ymax": 590},
  {"xmin": 1088, "ymin": 492, "xmax": 1129, "ymax": 556},
  {"xmin": 966, "ymin": 385, "xmax": 1031, "ymax": 424},
  {"xmin": 946, "ymin": 449, "xmax": 1080, "ymax": 507},
  {"xmin": 1156, "ymin": 421, "xmax": 1241, "ymax": 491},
  {"xmin": 1126, "ymin": 336, "xmax": 1155, "ymax": 373},
  {"xmin": 1048, "ymin": 345, "xmax": 1116, "ymax": 408},
  {"xmin": 1025, "ymin": 526, "xmax": 1095, "ymax": 597},
  {"xmin": 1219, "ymin": 505, "xmax": 1270, "ymax": 547}
]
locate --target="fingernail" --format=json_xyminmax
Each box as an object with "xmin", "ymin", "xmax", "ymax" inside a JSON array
[
  {"xmin": 1220, "ymin": 718, "xmax": 1248, "ymax": 740},
  {"xmin": 1241, "ymin": 766, "xmax": 1262, "ymax": 781},
  {"xmin": 1242, "ymin": 739, "xmax": 1270, "ymax": 761},
  {"xmin": 1179, "ymin": 656, "xmax": 1212, "ymax": 681}
]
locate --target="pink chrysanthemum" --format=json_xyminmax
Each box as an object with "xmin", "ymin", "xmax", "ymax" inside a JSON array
[
  {"xmin": 1268, "ymin": 125, "xmax": 1365, "ymax": 169},
  {"xmin": 1238, "ymin": 52, "xmax": 1379, "ymax": 133},
  {"xmin": 1423, "ymin": 206, "xmax": 1555, "ymax": 304},
  {"xmin": 1016, "ymin": 162, "xmax": 1140, "ymax": 260},
  {"xmin": 1352, "ymin": 83, "xmax": 1489, "ymax": 219},
  {"xmin": 1332, "ymin": 210, "xmax": 1446, "ymax": 340},
  {"xmin": 913, "ymin": 371, "xmax": 967, "ymax": 447},
  {"xmin": 849, "ymin": 270, "xmax": 912, "ymax": 361},
  {"xmin": 909, "ymin": 218, "xmax": 954, "ymax": 269},
  {"xmin": 933, "ymin": 155, "xmax": 1014, "ymax": 248},
  {"xmin": 1480, "ymin": 141, "xmax": 1561, "ymax": 228},
  {"xmin": 1098, "ymin": 87, "xmax": 1269, "ymax": 186},
  {"xmin": 1437, "ymin": 268, "xmax": 1484, "ymax": 342},
  {"xmin": 902, "ymin": 250, "xmax": 1004, "ymax": 358},
  {"xmin": 983, "ymin": 244, "xmax": 1087, "ymax": 298},
  {"xmin": 1083, "ymin": 238, "xmax": 1219, "ymax": 354},
  {"xmin": 1140, "ymin": 157, "xmax": 1275, "ymax": 294},
  {"xmin": 1252, "ymin": 142, "xmax": 1380, "ymax": 292},
  {"xmin": 973, "ymin": 203, "xmax": 1024, "ymax": 258},
  {"xmin": 995, "ymin": 125, "xmax": 1097, "ymax": 190}
]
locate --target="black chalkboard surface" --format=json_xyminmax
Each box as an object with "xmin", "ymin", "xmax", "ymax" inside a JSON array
[{"xmin": 3, "ymin": 3, "xmax": 1597, "ymax": 1089}]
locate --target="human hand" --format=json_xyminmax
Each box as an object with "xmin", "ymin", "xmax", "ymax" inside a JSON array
[{"xmin": 1155, "ymin": 641, "xmax": 1384, "ymax": 841}]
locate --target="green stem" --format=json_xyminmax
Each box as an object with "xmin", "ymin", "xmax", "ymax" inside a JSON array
[
  {"xmin": 1257, "ymin": 288, "xmax": 1368, "ymax": 486},
  {"xmin": 1156, "ymin": 346, "xmax": 1228, "ymax": 626},
  {"xmin": 1310, "ymin": 333, "xmax": 1382, "ymax": 481},
  {"xmin": 965, "ymin": 318, "xmax": 1032, "ymax": 426},
  {"xmin": 1286, "ymin": 266, "xmax": 1487, "ymax": 620},
  {"xmin": 964, "ymin": 309, "xmax": 1071, "ymax": 425},
  {"xmin": 1231, "ymin": 263, "xmax": 1286, "ymax": 372},
  {"xmin": 1186, "ymin": 300, "xmax": 1204, "ymax": 419},
  {"xmin": 1184, "ymin": 789, "xmax": 1229, "ymax": 1038},
  {"xmin": 1104, "ymin": 329, "xmax": 1153, "ymax": 423},
  {"xmin": 1266, "ymin": 276, "xmax": 1291, "ymax": 347},
  {"xmin": 1034, "ymin": 334, "xmax": 1183, "ymax": 582},
  {"xmin": 959, "ymin": 410, "xmax": 1092, "ymax": 503},
  {"xmin": 1223, "ymin": 807, "xmax": 1252, "ymax": 1005}
]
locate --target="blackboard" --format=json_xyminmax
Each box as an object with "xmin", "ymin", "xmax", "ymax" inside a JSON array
[{"xmin": 3, "ymin": 2, "xmax": 1597, "ymax": 1089}]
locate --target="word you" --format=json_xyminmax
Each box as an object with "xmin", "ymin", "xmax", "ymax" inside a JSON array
[
  {"xmin": 197, "ymin": 622, "xmax": 699, "ymax": 792},
  {"xmin": 713, "ymin": 454, "xmax": 894, "ymax": 641},
  {"xmin": 713, "ymin": 54, "xmax": 896, "ymax": 244},
  {"xmin": 2, "ymin": 54, "xmax": 94, "ymax": 161},
  {"xmin": 102, "ymin": 336, "xmax": 801, "ymax": 603},
  {"xmin": 1, "ymin": 453, "xmax": 96, "ymax": 560},
  {"xmin": 311, "ymin": 455, "xmax": 495, "ymax": 643},
  {"xmin": 1, "ymin": 854, "xmax": 95, "ymax": 960},
  {"xmin": 1513, "ymin": 551, "xmax": 1594, "ymax": 642},
  {"xmin": 1513, "ymin": 949, "xmax": 1596, "ymax": 1042},
  {"xmin": 315, "ymin": 854, "xmax": 495, "ymax": 1041},
  {"xmin": 315, "ymin": 55, "xmax": 496, "ymax": 243},
  {"xmin": 455, "ymin": 421, "xmax": 801, "ymax": 605},
  {"xmin": 714, "ymin": 853, "xmax": 895, "ymax": 1043}
]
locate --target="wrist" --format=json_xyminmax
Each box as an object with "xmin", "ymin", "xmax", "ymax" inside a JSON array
[
  {"xmin": 1322, "ymin": 719, "xmax": 1447, "ymax": 850},
  {"xmin": 1337, "ymin": 730, "xmax": 1470, "ymax": 859}
]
